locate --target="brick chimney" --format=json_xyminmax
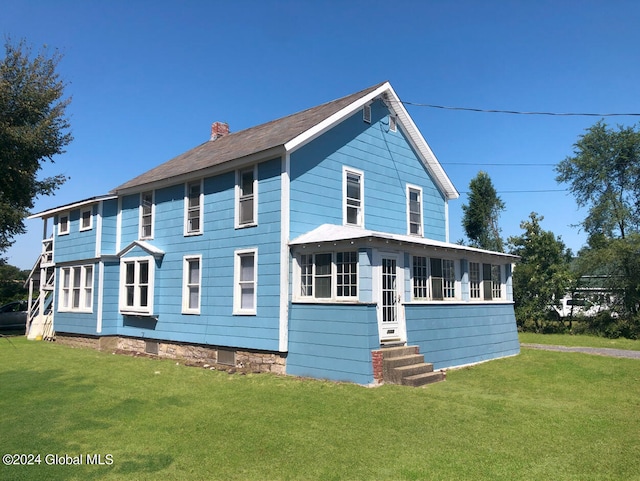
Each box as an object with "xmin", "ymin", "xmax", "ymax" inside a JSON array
[{"xmin": 210, "ymin": 121, "xmax": 230, "ymax": 141}]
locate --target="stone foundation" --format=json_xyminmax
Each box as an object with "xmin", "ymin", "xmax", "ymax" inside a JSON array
[{"xmin": 55, "ymin": 333, "xmax": 286, "ymax": 375}]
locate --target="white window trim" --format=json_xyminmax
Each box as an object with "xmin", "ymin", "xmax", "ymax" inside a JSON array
[
  {"xmin": 233, "ymin": 248, "xmax": 257, "ymax": 315},
  {"xmin": 235, "ymin": 166, "xmax": 258, "ymax": 229},
  {"xmin": 406, "ymin": 184, "xmax": 423, "ymax": 237},
  {"xmin": 139, "ymin": 191, "xmax": 155, "ymax": 240},
  {"xmin": 342, "ymin": 166, "xmax": 364, "ymax": 227},
  {"xmin": 294, "ymin": 251, "xmax": 359, "ymax": 303},
  {"xmin": 58, "ymin": 265, "xmax": 94, "ymax": 313},
  {"xmin": 182, "ymin": 255, "xmax": 202, "ymax": 314},
  {"xmin": 184, "ymin": 180, "xmax": 204, "ymax": 236},
  {"xmin": 119, "ymin": 255, "xmax": 155, "ymax": 316},
  {"xmin": 80, "ymin": 207, "xmax": 93, "ymax": 231},
  {"xmin": 58, "ymin": 212, "xmax": 70, "ymax": 236}
]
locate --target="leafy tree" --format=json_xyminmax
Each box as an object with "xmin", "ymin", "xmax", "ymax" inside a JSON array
[
  {"xmin": 508, "ymin": 213, "xmax": 575, "ymax": 332},
  {"xmin": 0, "ymin": 260, "xmax": 28, "ymax": 305},
  {"xmin": 556, "ymin": 120, "xmax": 640, "ymax": 240},
  {"xmin": 0, "ymin": 39, "xmax": 72, "ymax": 255},
  {"xmin": 556, "ymin": 121, "xmax": 640, "ymax": 322},
  {"xmin": 461, "ymin": 171, "xmax": 505, "ymax": 252}
]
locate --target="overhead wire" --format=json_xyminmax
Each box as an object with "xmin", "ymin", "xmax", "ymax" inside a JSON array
[{"xmin": 401, "ymin": 101, "xmax": 640, "ymax": 117}]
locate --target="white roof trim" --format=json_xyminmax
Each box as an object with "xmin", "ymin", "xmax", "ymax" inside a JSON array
[
  {"xmin": 28, "ymin": 195, "xmax": 117, "ymax": 220},
  {"xmin": 284, "ymin": 83, "xmax": 391, "ymax": 153},
  {"xmin": 383, "ymin": 84, "xmax": 459, "ymax": 200},
  {"xmin": 289, "ymin": 224, "xmax": 518, "ymax": 260},
  {"xmin": 117, "ymin": 240, "xmax": 165, "ymax": 259},
  {"xmin": 284, "ymin": 82, "xmax": 458, "ymax": 201}
]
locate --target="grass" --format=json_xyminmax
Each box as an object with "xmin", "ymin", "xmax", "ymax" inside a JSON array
[
  {"xmin": 519, "ymin": 331, "xmax": 640, "ymax": 351},
  {"xmin": 1, "ymin": 336, "xmax": 639, "ymax": 481}
]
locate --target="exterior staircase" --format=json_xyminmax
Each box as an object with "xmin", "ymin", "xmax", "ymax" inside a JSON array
[{"xmin": 381, "ymin": 345, "xmax": 445, "ymax": 387}]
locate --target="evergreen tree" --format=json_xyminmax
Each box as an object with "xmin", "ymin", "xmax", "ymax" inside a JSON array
[{"xmin": 461, "ymin": 171, "xmax": 505, "ymax": 252}]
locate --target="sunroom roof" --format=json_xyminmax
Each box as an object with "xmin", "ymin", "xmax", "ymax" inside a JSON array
[{"xmin": 289, "ymin": 224, "xmax": 519, "ymax": 261}]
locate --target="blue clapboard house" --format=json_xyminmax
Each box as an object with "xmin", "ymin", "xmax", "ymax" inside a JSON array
[{"xmin": 26, "ymin": 82, "xmax": 519, "ymax": 386}]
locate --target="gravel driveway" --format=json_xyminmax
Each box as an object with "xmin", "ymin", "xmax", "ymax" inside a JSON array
[{"xmin": 521, "ymin": 343, "xmax": 640, "ymax": 359}]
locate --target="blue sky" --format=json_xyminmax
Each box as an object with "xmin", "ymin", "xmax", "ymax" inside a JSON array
[{"xmin": 3, "ymin": 0, "xmax": 640, "ymax": 269}]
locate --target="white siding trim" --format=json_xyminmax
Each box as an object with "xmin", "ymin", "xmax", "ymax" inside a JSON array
[
  {"xmin": 279, "ymin": 154, "xmax": 290, "ymax": 352},
  {"xmin": 96, "ymin": 260, "xmax": 104, "ymax": 333}
]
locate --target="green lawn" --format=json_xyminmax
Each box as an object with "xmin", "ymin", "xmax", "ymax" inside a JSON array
[
  {"xmin": 519, "ymin": 332, "xmax": 640, "ymax": 351},
  {"xmin": 1, "ymin": 336, "xmax": 639, "ymax": 481}
]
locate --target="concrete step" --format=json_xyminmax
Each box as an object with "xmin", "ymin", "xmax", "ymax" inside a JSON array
[
  {"xmin": 380, "ymin": 345, "xmax": 417, "ymax": 359},
  {"xmin": 387, "ymin": 362, "xmax": 434, "ymax": 384},
  {"xmin": 402, "ymin": 370, "xmax": 446, "ymax": 387},
  {"xmin": 384, "ymin": 354, "xmax": 425, "ymax": 369}
]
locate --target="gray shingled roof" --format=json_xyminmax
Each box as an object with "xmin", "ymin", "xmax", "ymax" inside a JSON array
[{"xmin": 112, "ymin": 82, "xmax": 388, "ymax": 193}]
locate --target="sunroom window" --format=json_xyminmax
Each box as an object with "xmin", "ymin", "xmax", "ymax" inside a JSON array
[{"xmin": 298, "ymin": 252, "xmax": 358, "ymax": 301}]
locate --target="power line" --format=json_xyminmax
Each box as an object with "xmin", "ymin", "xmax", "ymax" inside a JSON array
[
  {"xmin": 442, "ymin": 162, "xmax": 557, "ymax": 166},
  {"xmin": 402, "ymin": 101, "xmax": 640, "ymax": 117},
  {"xmin": 460, "ymin": 189, "xmax": 568, "ymax": 194}
]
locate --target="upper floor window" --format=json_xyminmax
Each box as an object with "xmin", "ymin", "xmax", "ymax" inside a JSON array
[
  {"xmin": 343, "ymin": 167, "xmax": 364, "ymax": 227},
  {"xmin": 59, "ymin": 265, "xmax": 93, "ymax": 312},
  {"xmin": 140, "ymin": 191, "xmax": 154, "ymax": 239},
  {"xmin": 236, "ymin": 167, "xmax": 257, "ymax": 228},
  {"xmin": 120, "ymin": 257, "xmax": 154, "ymax": 315},
  {"xmin": 407, "ymin": 185, "xmax": 423, "ymax": 236},
  {"xmin": 80, "ymin": 208, "xmax": 93, "ymax": 231},
  {"xmin": 182, "ymin": 255, "xmax": 201, "ymax": 314},
  {"xmin": 185, "ymin": 181, "xmax": 203, "ymax": 235},
  {"xmin": 58, "ymin": 213, "xmax": 70, "ymax": 235},
  {"xmin": 297, "ymin": 251, "xmax": 358, "ymax": 301},
  {"xmin": 234, "ymin": 249, "xmax": 257, "ymax": 314}
]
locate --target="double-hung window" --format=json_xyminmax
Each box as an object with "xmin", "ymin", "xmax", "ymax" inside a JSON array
[
  {"xmin": 185, "ymin": 181, "xmax": 203, "ymax": 235},
  {"xmin": 58, "ymin": 213, "xmax": 70, "ymax": 235},
  {"xmin": 59, "ymin": 265, "xmax": 93, "ymax": 312},
  {"xmin": 343, "ymin": 167, "xmax": 364, "ymax": 227},
  {"xmin": 234, "ymin": 249, "xmax": 257, "ymax": 314},
  {"xmin": 469, "ymin": 262, "xmax": 482, "ymax": 299},
  {"xmin": 140, "ymin": 191, "xmax": 154, "ymax": 239},
  {"xmin": 298, "ymin": 251, "xmax": 358, "ymax": 301},
  {"xmin": 236, "ymin": 167, "xmax": 257, "ymax": 227},
  {"xmin": 120, "ymin": 257, "xmax": 154, "ymax": 315},
  {"xmin": 80, "ymin": 208, "xmax": 93, "ymax": 231},
  {"xmin": 407, "ymin": 185, "xmax": 423, "ymax": 236},
  {"xmin": 182, "ymin": 256, "xmax": 201, "ymax": 314}
]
